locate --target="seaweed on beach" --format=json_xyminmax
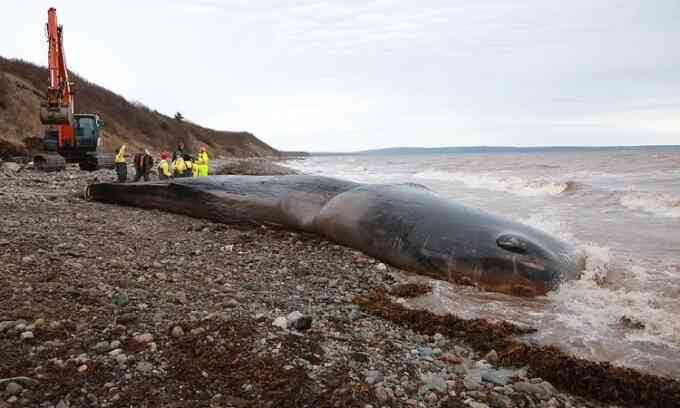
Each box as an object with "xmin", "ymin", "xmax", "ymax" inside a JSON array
[{"xmin": 353, "ymin": 288, "xmax": 680, "ymax": 408}]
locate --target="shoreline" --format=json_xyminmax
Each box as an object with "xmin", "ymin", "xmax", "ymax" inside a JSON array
[{"xmin": 0, "ymin": 160, "xmax": 678, "ymax": 407}]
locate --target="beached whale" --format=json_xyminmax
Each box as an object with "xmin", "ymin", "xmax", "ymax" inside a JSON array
[{"xmin": 85, "ymin": 175, "xmax": 584, "ymax": 296}]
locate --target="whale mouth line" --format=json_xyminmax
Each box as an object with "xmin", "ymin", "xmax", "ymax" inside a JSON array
[{"xmin": 519, "ymin": 259, "xmax": 546, "ymax": 271}]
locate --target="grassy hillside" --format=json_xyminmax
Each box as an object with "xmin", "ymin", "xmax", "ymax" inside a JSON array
[{"xmin": 0, "ymin": 56, "xmax": 279, "ymax": 158}]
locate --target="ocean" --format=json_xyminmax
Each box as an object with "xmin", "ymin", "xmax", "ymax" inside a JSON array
[{"xmin": 285, "ymin": 147, "xmax": 680, "ymax": 379}]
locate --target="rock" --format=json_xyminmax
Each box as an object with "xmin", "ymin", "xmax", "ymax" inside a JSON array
[
  {"xmin": 468, "ymin": 402, "xmax": 490, "ymax": 408},
  {"xmin": 109, "ymin": 348, "xmax": 123, "ymax": 357},
  {"xmin": 115, "ymin": 354, "xmax": 128, "ymax": 364},
  {"xmin": 136, "ymin": 361, "xmax": 153, "ymax": 373},
  {"xmin": 513, "ymin": 381, "xmax": 554, "ymax": 399},
  {"xmin": 0, "ymin": 321, "xmax": 16, "ymax": 333},
  {"xmin": 364, "ymin": 370, "xmax": 383, "ymax": 385},
  {"xmin": 171, "ymin": 326, "xmax": 184, "ymax": 338},
  {"xmin": 482, "ymin": 370, "xmax": 510, "ymax": 386},
  {"xmin": 77, "ymin": 364, "xmax": 88, "ymax": 373},
  {"xmin": 6, "ymin": 396, "xmax": 18, "ymax": 404},
  {"xmin": 93, "ymin": 341, "xmax": 111, "ymax": 354},
  {"xmin": 112, "ymin": 292, "xmax": 130, "ymax": 307},
  {"xmin": 286, "ymin": 311, "xmax": 312, "ymax": 331},
  {"xmin": 488, "ymin": 392, "xmax": 514, "ymax": 408},
  {"xmin": 118, "ymin": 313, "xmax": 137, "ymax": 324},
  {"xmin": 464, "ymin": 374, "xmax": 484, "ymax": 391},
  {"xmin": 375, "ymin": 263, "xmax": 388, "ymax": 271},
  {"xmin": 110, "ymin": 340, "xmax": 121, "ymax": 349},
  {"xmin": 134, "ymin": 333, "xmax": 154, "ymax": 343},
  {"xmin": 349, "ymin": 308, "xmax": 362, "ymax": 322},
  {"xmin": 174, "ymin": 291, "xmax": 188, "ymax": 304},
  {"xmin": 0, "ymin": 239, "xmax": 8, "ymax": 246},
  {"xmin": 224, "ymin": 299, "xmax": 240, "ymax": 308},
  {"xmin": 55, "ymin": 400, "xmax": 69, "ymax": 408},
  {"xmin": 440, "ymin": 353, "xmax": 464, "ymax": 365},
  {"xmin": 483, "ymin": 349, "xmax": 498, "ymax": 364},
  {"xmin": 21, "ymin": 256, "xmax": 35, "ymax": 265},
  {"xmin": 374, "ymin": 385, "xmax": 391, "ymax": 402},
  {"xmin": 272, "ymin": 316, "xmax": 288, "ymax": 330},
  {"xmin": 419, "ymin": 373, "xmax": 447, "ymax": 393},
  {"xmin": 20, "ymin": 331, "xmax": 34, "ymax": 341},
  {"xmin": 4, "ymin": 382, "xmax": 23, "ymax": 396},
  {"xmin": 1, "ymin": 162, "xmax": 21, "ymax": 172}
]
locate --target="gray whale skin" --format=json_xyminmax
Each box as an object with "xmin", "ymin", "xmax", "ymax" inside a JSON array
[{"xmin": 85, "ymin": 175, "xmax": 585, "ymax": 297}]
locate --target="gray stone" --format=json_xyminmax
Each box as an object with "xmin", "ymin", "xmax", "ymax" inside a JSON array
[
  {"xmin": 0, "ymin": 321, "xmax": 16, "ymax": 333},
  {"xmin": 489, "ymin": 392, "xmax": 514, "ymax": 408},
  {"xmin": 6, "ymin": 396, "xmax": 18, "ymax": 404},
  {"xmin": 364, "ymin": 370, "xmax": 383, "ymax": 385},
  {"xmin": 112, "ymin": 292, "xmax": 129, "ymax": 307},
  {"xmin": 349, "ymin": 308, "xmax": 362, "ymax": 321},
  {"xmin": 93, "ymin": 341, "xmax": 110, "ymax": 354},
  {"xmin": 464, "ymin": 374, "xmax": 484, "ymax": 391},
  {"xmin": 468, "ymin": 402, "xmax": 490, "ymax": 408},
  {"xmin": 272, "ymin": 316, "xmax": 288, "ymax": 329},
  {"xmin": 20, "ymin": 331, "xmax": 34, "ymax": 341},
  {"xmin": 482, "ymin": 370, "xmax": 510, "ymax": 386},
  {"xmin": 21, "ymin": 256, "xmax": 35, "ymax": 265},
  {"xmin": 483, "ymin": 349, "xmax": 498, "ymax": 364},
  {"xmin": 375, "ymin": 263, "xmax": 388, "ymax": 271},
  {"xmin": 513, "ymin": 381, "xmax": 553, "ymax": 399},
  {"xmin": 108, "ymin": 348, "xmax": 123, "ymax": 357},
  {"xmin": 171, "ymin": 326, "xmax": 184, "ymax": 338},
  {"xmin": 110, "ymin": 340, "xmax": 121, "ymax": 349},
  {"xmin": 175, "ymin": 291, "xmax": 188, "ymax": 304},
  {"xmin": 115, "ymin": 354, "xmax": 128, "ymax": 364},
  {"xmin": 133, "ymin": 333, "xmax": 153, "ymax": 343},
  {"xmin": 136, "ymin": 361, "xmax": 153, "ymax": 373},
  {"xmin": 1, "ymin": 162, "xmax": 21, "ymax": 172},
  {"xmin": 56, "ymin": 399, "xmax": 69, "ymax": 408},
  {"xmin": 4, "ymin": 382, "xmax": 23, "ymax": 396},
  {"xmin": 374, "ymin": 385, "xmax": 390, "ymax": 402},
  {"xmin": 419, "ymin": 373, "xmax": 447, "ymax": 393},
  {"xmin": 287, "ymin": 311, "xmax": 312, "ymax": 331}
]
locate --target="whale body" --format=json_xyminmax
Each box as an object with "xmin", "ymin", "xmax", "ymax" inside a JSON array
[{"xmin": 85, "ymin": 175, "xmax": 584, "ymax": 296}]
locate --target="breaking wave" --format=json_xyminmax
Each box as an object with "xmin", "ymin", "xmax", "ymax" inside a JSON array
[
  {"xmin": 413, "ymin": 170, "xmax": 571, "ymax": 196},
  {"xmin": 620, "ymin": 191, "xmax": 680, "ymax": 218}
]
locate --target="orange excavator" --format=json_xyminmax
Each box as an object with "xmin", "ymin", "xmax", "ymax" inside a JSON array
[{"xmin": 34, "ymin": 7, "xmax": 113, "ymax": 171}]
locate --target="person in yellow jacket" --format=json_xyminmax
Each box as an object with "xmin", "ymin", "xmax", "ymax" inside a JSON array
[
  {"xmin": 190, "ymin": 155, "xmax": 199, "ymax": 177},
  {"xmin": 197, "ymin": 147, "xmax": 209, "ymax": 177},
  {"xmin": 172, "ymin": 154, "xmax": 187, "ymax": 177},
  {"xmin": 114, "ymin": 144, "xmax": 127, "ymax": 183},
  {"xmin": 158, "ymin": 152, "xmax": 171, "ymax": 180},
  {"xmin": 184, "ymin": 155, "xmax": 195, "ymax": 177}
]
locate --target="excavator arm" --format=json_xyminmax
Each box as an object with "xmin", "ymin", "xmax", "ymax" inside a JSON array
[{"xmin": 40, "ymin": 7, "xmax": 74, "ymax": 129}]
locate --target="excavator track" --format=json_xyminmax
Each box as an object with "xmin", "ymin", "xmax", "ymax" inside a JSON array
[
  {"xmin": 33, "ymin": 153, "xmax": 66, "ymax": 172},
  {"xmin": 78, "ymin": 153, "xmax": 115, "ymax": 171}
]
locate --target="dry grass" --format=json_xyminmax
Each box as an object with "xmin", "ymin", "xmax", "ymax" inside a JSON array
[{"xmin": 0, "ymin": 56, "xmax": 279, "ymax": 158}]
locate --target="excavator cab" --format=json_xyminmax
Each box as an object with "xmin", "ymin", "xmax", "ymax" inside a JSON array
[{"xmin": 34, "ymin": 114, "xmax": 113, "ymax": 171}]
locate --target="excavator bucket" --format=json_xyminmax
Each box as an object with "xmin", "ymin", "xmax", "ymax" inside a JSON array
[{"xmin": 40, "ymin": 104, "xmax": 72, "ymax": 125}]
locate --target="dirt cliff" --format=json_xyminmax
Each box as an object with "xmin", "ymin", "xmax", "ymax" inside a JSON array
[{"xmin": 0, "ymin": 57, "xmax": 279, "ymax": 159}]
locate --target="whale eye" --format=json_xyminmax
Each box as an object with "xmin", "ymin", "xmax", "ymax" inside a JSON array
[{"xmin": 497, "ymin": 234, "xmax": 529, "ymax": 255}]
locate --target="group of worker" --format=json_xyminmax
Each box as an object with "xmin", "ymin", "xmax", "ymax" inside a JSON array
[{"xmin": 114, "ymin": 142, "xmax": 209, "ymax": 183}]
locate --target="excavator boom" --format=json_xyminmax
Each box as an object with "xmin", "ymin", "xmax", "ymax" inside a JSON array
[
  {"xmin": 34, "ymin": 7, "xmax": 114, "ymax": 172},
  {"xmin": 40, "ymin": 7, "xmax": 73, "ymax": 127}
]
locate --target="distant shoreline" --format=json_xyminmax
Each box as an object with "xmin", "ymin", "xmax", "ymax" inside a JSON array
[{"xmin": 307, "ymin": 145, "xmax": 680, "ymax": 156}]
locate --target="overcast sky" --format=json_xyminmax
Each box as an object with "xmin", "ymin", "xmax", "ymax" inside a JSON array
[{"xmin": 2, "ymin": 1, "xmax": 680, "ymax": 151}]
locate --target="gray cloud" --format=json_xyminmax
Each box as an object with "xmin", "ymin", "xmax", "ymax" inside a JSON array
[{"xmin": 2, "ymin": 0, "xmax": 679, "ymax": 150}]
